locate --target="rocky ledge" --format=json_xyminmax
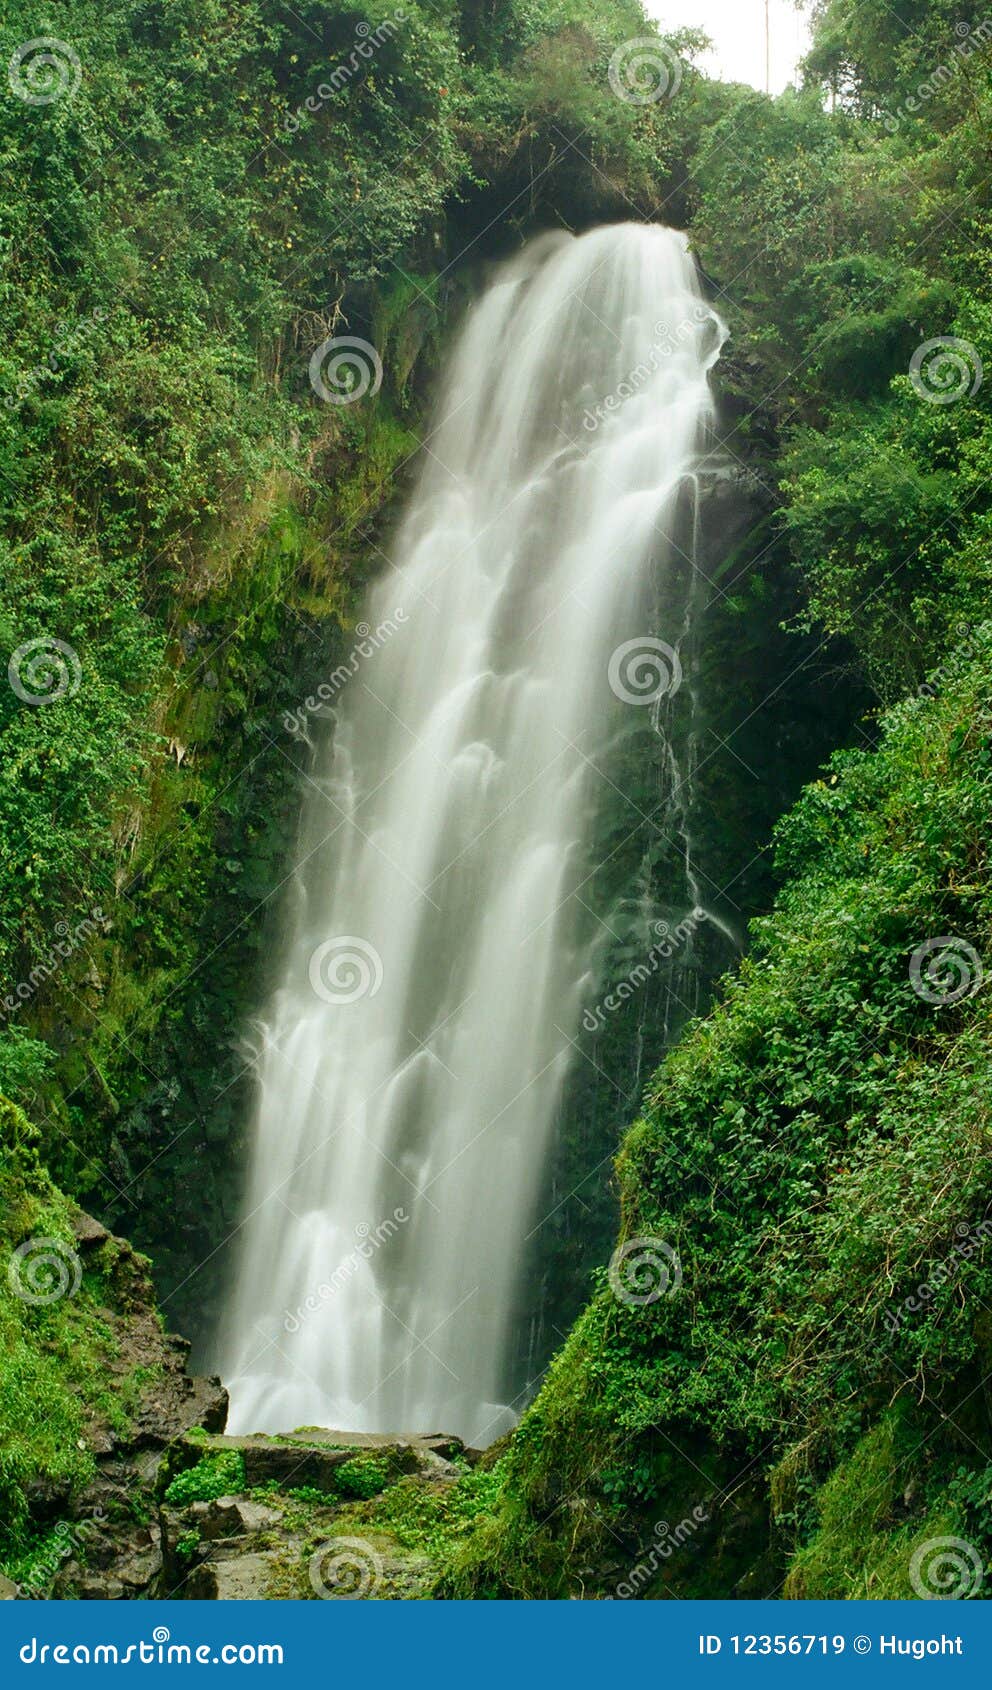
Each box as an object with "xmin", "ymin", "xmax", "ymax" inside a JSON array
[{"xmin": 155, "ymin": 1430, "xmax": 476, "ymax": 1600}]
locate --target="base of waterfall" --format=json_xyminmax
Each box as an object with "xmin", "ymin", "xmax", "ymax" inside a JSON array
[
  {"xmin": 170, "ymin": 1424, "xmax": 480, "ymax": 1479},
  {"xmin": 157, "ymin": 1426, "xmax": 480, "ymax": 1600},
  {"xmin": 223, "ymin": 1368, "xmax": 519, "ymax": 1450}
]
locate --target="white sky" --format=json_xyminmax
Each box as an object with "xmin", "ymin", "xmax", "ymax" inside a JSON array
[{"xmin": 645, "ymin": 1, "xmax": 813, "ymax": 95}]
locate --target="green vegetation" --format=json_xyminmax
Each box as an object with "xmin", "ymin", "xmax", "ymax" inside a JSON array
[
  {"xmin": 163, "ymin": 1449, "xmax": 247, "ymax": 1507},
  {"xmin": 331, "ymin": 1454, "xmax": 394, "ymax": 1499},
  {"xmin": 0, "ymin": 1097, "xmax": 151, "ymax": 1577},
  {"xmin": 174, "ymin": 1529, "xmax": 202, "ymax": 1560},
  {"xmin": 447, "ymin": 627, "xmax": 992, "ymax": 1595},
  {"xmin": 4, "ymin": 0, "xmax": 992, "ymax": 1603},
  {"xmin": 333, "ymin": 1463, "xmax": 506, "ymax": 1561}
]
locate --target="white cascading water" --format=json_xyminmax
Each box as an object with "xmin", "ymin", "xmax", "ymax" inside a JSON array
[{"xmin": 220, "ymin": 223, "xmax": 725, "ymax": 1446}]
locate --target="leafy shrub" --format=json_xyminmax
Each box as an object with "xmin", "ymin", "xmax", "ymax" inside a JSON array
[
  {"xmin": 333, "ymin": 1456, "xmax": 393, "ymax": 1499},
  {"xmin": 164, "ymin": 1451, "xmax": 246, "ymax": 1507}
]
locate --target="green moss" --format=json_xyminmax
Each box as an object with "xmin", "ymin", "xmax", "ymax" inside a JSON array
[
  {"xmin": 0, "ymin": 1097, "xmax": 138, "ymax": 1566},
  {"xmin": 784, "ymin": 1406, "xmax": 980, "ymax": 1600},
  {"xmin": 335, "ymin": 1465, "xmax": 506, "ymax": 1564}
]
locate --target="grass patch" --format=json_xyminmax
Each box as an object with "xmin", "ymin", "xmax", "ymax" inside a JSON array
[{"xmin": 334, "ymin": 1464, "xmax": 506, "ymax": 1561}]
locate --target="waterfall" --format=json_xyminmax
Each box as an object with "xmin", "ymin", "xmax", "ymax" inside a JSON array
[{"xmin": 219, "ymin": 223, "xmax": 725, "ymax": 1446}]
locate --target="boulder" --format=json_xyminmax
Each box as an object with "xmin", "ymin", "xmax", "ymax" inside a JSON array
[
  {"xmin": 71, "ymin": 1212, "xmax": 110, "ymax": 1249},
  {"xmin": 70, "ymin": 1574, "xmax": 126, "ymax": 1600},
  {"xmin": 116, "ymin": 1525, "xmax": 163, "ymax": 1591},
  {"xmin": 185, "ymin": 1552, "xmax": 284, "ymax": 1600},
  {"xmin": 195, "ymin": 1497, "xmax": 283, "ymax": 1540}
]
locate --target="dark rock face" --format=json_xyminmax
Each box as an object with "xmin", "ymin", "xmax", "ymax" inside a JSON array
[{"xmin": 129, "ymin": 1337, "xmax": 228, "ymax": 1451}]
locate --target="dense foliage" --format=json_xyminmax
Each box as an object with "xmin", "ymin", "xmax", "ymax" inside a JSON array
[
  {"xmin": 4, "ymin": 0, "xmax": 992, "ymax": 1603},
  {"xmin": 0, "ymin": 1098, "xmax": 157, "ymax": 1582},
  {"xmin": 449, "ymin": 629, "xmax": 992, "ymax": 1595}
]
